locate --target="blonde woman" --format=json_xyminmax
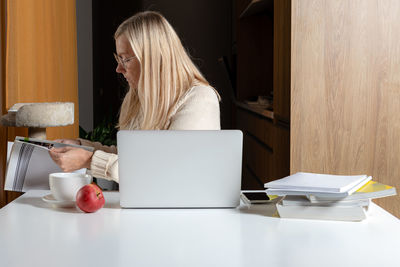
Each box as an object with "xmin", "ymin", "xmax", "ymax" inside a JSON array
[{"xmin": 49, "ymin": 11, "xmax": 220, "ymax": 183}]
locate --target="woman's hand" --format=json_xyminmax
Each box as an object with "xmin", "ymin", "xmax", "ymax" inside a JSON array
[
  {"xmin": 54, "ymin": 139, "xmax": 81, "ymax": 145},
  {"xmin": 49, "ymin": 147, "xmax": 93, "ymax": 172}
]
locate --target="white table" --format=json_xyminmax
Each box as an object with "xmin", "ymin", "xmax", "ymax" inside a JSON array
[{"xmin": 1, "ymin": 190, "xmax": 399, "ymax": 267}]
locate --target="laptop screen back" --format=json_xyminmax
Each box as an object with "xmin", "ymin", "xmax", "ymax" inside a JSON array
[{"xmin": 117, "ymin": 130, "xmax": 243, "ymax": 208}]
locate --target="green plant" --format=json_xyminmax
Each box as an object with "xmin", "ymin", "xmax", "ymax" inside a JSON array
[{"xmin": 79, "ymin": 117, "xmax": 117, "ymax": 146}]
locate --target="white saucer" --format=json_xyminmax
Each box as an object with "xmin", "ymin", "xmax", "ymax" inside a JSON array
[{"xmin": 42, "ymin": 194, "xmax": 76, "ymax": 208}]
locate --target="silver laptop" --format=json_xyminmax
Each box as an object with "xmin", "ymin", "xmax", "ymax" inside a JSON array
[{"xmin": 117, "ymin": 130, "xmax": 243, "ymax": 208}]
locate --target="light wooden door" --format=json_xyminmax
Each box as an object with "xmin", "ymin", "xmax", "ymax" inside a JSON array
[
  {"xmin": 291, "ymin": 0, "xmax": 400, "ymax": 217},
  {"xmin": 0, "ymin": 0, "xmax": 79, "ymax": 206}
]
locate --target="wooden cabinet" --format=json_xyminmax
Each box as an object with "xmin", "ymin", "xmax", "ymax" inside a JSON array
[
  {"xmin": 273, "ymin": 0, "xmax": 291, "ymax": 123},
  {"xmin": 236, "ymin": 107, "xmax": 289, "ymax": 189},
  {"xmin": 235, "ymin": 0, "xmax": 290, "ymax": 189},
  {"xmin": 236, "ymin": 107, "xmax": 274, "ymax": 147},
  {"xmin": 236, "ymin": 0, "xmax": 273, "ymax": 102},
  {"xmin": 237, "ymin": 108, "xmax": 274, "ymax": 189},
  {"xmin": 236, "ymin": 0, "xmax": 400, "ymax": 218}
]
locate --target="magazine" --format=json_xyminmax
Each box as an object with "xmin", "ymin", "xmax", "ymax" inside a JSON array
[{"xmin": 4, "ymin": 137, "xmax": 94, "ymax": 192}]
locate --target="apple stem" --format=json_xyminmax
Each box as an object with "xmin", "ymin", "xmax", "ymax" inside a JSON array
[{"xmin": 92, "ymin": 181, "xmax": 103, "ymax": 191}]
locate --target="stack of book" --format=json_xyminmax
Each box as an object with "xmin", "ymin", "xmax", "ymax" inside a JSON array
[{"xmin": 265, "ymin": 172, "xmax": 396, "ymax": 221}]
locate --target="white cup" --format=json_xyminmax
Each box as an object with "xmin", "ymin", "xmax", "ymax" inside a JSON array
[{"xmin": 49, "ymin": 172, "xmax": 92, "ymax": 201}]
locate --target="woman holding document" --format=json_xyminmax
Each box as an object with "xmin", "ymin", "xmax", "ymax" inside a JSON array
[{"xmin": 49, "ymin": 11, "xmax": 221, "ymax": 182}]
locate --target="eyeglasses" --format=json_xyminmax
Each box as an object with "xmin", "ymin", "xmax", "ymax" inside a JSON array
[{"xmin": 113, "ymin": 53, "xmax": 136, "ymax": 69}]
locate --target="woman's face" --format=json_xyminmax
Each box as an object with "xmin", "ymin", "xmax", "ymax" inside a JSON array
[{"xmin": 115, "ymin": 34, "xmax": 140, "ymax": 89}]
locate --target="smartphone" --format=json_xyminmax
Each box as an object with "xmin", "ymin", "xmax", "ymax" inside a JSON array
[{"xmin": 240, "ymin": 191, "xmax": 270, "ymax": 204}]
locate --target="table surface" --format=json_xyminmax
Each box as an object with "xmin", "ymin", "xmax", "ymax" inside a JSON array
[{"xmin": 1, "ymin": 190, "xmax": 400, "ymax": 267}]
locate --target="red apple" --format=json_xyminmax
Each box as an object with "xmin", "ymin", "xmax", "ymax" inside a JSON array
[{"xmin": 76, "ymin": 183, "xmax": 105, "ymax": 213}]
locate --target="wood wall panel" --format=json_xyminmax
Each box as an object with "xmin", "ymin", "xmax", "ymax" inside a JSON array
[
  {"xmin": 291, "ymin": 0, "xmax": 400, "ymax": 217},
  {"xmin": 1, "ymin": 0, "xmax": 79, "ymax": 207},
  {"xmin": 0, "ymin": 0, "xmax": 7, "ymax": 207},
  {"xmin": 6, "ymin": 0, "xmax": 79, "ymax": 140},
  {"xmin": 273, "ymin": 0, "xmax": 291, "ymax": 122}
]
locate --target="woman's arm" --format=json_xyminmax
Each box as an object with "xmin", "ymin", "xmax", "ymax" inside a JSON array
[
  {"xmin": 49, "ymin": 148, "xmax": 119, "ymax": 183},
  {"xmin": 78, "ymin": 139, "xmax": 118, "ymax": 154},
  {"xmin": 90, "ymin": 150, "xmax": 119, "ymax": 182},
  {"xmin": 49, "ymin": 147, "xmax": 93, "ymax": 172},
  {"xmin": 53, "ymin": 138, "xmax": 117, "ymax": 154}
]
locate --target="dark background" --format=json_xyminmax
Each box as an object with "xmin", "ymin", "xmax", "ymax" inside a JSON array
[{"xmin": 91, "ymin": 0, "xmax": 235, "ymax": 130}]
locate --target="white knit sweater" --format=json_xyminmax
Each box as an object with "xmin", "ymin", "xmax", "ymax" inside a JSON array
[{"xmin": 80, "ymin": 85, "xmax": 221, "ymax": 182}]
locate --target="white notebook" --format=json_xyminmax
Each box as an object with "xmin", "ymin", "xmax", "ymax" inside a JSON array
[{"xmin": 265, "ymin": 172, "xmax": 371, "ymax": 193}]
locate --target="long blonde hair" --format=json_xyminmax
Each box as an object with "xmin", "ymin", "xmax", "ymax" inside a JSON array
[{"xmin": 115, "ymin": 11, "xmax": 212, "ymax": 130}]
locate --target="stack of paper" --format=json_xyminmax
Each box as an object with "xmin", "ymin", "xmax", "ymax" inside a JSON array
[{"xmin": 265, "ymin": 172, "xmax": 396, "ymax": 221}]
